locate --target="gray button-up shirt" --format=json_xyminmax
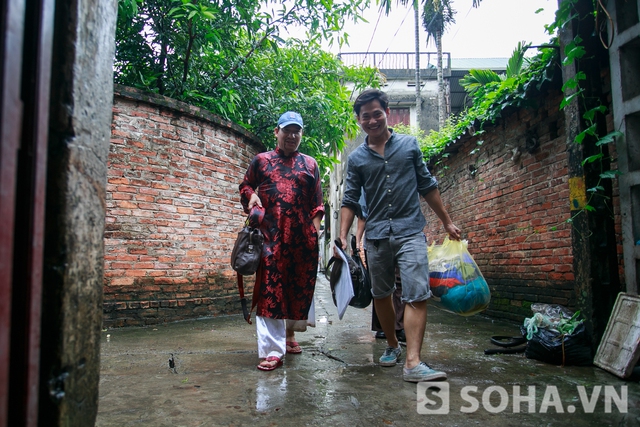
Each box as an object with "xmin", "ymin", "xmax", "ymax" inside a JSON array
[{"xmin": 341, "ymin": 131, "xmax": 438, "ymax": 240}]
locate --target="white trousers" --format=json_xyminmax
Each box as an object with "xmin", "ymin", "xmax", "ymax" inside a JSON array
[{"xmin": 256, "ymin": 316, "xmax": 286, "ymax": 359}]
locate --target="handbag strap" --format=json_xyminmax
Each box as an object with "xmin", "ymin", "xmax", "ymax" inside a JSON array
[
  {"xmin": 237, "ymin": 272, "xmax": 245, "ymax": 299},
  {"xmin": 325, "ymin": 256, "xmax": 337, "ymax": 271},
  {"xmin": 250, "ymin": 263, "xmax": 262, "ymax": 319},
  {"xmin": 236, "ymin": 261, "xmax": 264, "ymax": 325},
  {"xmin": 237, "ymin": 272, "xmax": 253, "ymax": 325}
]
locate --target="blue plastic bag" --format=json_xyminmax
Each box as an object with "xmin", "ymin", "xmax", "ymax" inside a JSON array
[{"xmin": 427, "ymin": 237, "xmax": 490, "ymax": 316}]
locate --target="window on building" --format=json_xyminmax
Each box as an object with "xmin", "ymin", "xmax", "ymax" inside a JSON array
[{"xmin": 387, "ymin": 108, "xmax": 410, "ymax": 127}]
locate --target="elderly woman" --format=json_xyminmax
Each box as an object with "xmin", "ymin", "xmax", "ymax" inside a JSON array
[{"xmin": 239, "ymin": 111, "xmax": 324, "ymax": 371}]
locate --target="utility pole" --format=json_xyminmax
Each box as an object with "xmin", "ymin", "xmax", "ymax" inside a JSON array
[{"xmin": 414, "ymin": 0, "xmax": 421, "ymax": 129}]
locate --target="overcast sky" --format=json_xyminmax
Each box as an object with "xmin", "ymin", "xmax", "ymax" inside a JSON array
[{"xmin": 320, "ymin": 0, "xmax": 558, "ymax": 59}]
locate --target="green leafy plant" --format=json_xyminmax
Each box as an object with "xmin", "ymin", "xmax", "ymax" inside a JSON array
[
  {"xmin": 421, "ymin": 42, "xmax": 559, "ymax": 164},
  {"xmin": 114, "ymin": 0, "xmax": 377, "ymax": 169},
  {"xmin": 459, "ymin": 41, "xmax": 532, "ymax": 96},
  {"xmin": 422, "ymin": 0, "xmax": 621, "ymax": 230},
  {"xmin": 556, "ymin": 310, "xmax": 583, "ymax": 336},
  {"xmin": 553, "ymin": 0, "xmax": 622, "ymax": 221},
  {"xmin": 423, "ymin": 0, "xmax": 621, "ymax": 247}
]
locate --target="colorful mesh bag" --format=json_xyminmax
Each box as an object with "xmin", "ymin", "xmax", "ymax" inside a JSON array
[{"xmin": 427, "ymin": 237, "xmax": 490, "ymax": 316}]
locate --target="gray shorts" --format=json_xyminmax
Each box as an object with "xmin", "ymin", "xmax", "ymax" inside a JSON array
[{"xmin": 365, "ymin": 232, "xmax": 431, "ymax": 303}]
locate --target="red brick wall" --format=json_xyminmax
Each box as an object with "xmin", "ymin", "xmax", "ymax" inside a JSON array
[
  {"xmin": 104, "ymin": 86, "xmax": 264, "ymax": 327},
  {"xmin": 422, "ymin": 89, "xmax": 577, "ymax": 322}
]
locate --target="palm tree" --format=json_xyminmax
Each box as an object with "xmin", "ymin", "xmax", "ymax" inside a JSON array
[
  {"xmin": 459, "ymin": 41, "xmax": 532, "ymax": 96},
  {"xmin": 422, "ymin": 0, "xmax": 456, "ymax": 129},
  {"xmin": 379, "ymin": 1, "xmax": 483, "ymax": 129}
]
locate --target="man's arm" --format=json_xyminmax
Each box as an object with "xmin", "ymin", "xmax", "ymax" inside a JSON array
[
  {"xmin": 355, "ymin": 217, "xmax": 365, "ymax": 249},
  {"xmin": 337, "ymin": 206, "xmax": 356, "ymax": 251},
  {"xmin": 422, "ymin": 189, "xmax": 461, "ymax": 240}
]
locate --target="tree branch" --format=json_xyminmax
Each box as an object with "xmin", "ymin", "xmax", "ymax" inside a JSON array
[
  {"xmin": 210, "ymin": 7, "xmax": 298, "ymax": 90},
  {"xmin": 211, "ymin": 31, "xmax": 272, "ymax": 90},
  {"xmin": 182, "ymin": 18, "xmax": 196, "ymax": 87}
]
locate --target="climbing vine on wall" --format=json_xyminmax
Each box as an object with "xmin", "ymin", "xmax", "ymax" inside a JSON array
[
  {"xmin": 551, "ymin": 0, "xmax": 622, "ymax": 217},
  {"xmin": 421, "ymin": 0, "xmax": 621, "ymax": 219},
  {"xmin": 420, "ymin": 38, "xmax": 560, "ymax": 162}
]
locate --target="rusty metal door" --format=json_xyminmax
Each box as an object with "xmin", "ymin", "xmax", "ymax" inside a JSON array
[
  {"xmin": 0, "ymin": 1, "xmax": 25, "ymax": 423},
  {"xmin": 0, "ymin": 0, "xmax": 54, "ymax": 426}
]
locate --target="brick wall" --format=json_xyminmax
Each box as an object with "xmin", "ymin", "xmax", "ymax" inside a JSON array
[
  {"xmin": 104, "ymin": 86, "xmax": 264, "ymax": 327},
  {"xmin": 423, "ymin": 89, "xmax": 577, "ymax": 322}
]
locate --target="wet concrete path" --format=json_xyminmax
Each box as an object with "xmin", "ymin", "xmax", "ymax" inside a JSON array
[{"xmin": 97, "ymin": 275, "xmax": 639, "ymax": 426}]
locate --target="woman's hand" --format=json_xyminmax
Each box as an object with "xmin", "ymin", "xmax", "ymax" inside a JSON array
[{"xmin": 248, "ymin": 193, "xmax": 262, "ymax": 210}]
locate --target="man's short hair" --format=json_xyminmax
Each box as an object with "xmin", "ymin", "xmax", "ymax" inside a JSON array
[{"xmin": 353, "ymin": 89, "xmax": 389, "ymax": 116}]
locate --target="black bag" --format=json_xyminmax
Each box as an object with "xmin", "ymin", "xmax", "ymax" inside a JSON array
[
  {"xmin": 521, "ymin": 322, "xmax": 593, "ymax": 366},
  {"xmin": 349, "ymin": 236, "xmax": 372, "ymax": 308},
  {"xmin": 230, "ymin": 221, "xmax": 264, "ymax": 276},
  {"xmin": 325, "ymin": 237, "xmax": 372, "ymax": 309}
]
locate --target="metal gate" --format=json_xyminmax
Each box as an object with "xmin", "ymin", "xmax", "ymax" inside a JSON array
[{"xmin": 608, "ymin": 0, "xmax": 640, "ymax": 294}]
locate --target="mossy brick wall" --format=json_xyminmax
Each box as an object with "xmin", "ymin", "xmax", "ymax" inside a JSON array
[
  {"xmin": 104, "ymin": 86, "xmax": 264, "ymax": 327},
  {"xmin": 423, "ymin": 86, "xmax": 624, "ymax": 323},
  {"xmin": 423, "ymin": 89, "xmax": 577, "ymax": 323}
]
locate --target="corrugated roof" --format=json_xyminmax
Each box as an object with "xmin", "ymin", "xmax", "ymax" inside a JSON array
[
  {"xmin": 449, "ymin": 60, "xmax": 510, "ymax": 115},
  {"xmin": 451, "ymin": 58, "xmax": 508, "ymax": 70}
]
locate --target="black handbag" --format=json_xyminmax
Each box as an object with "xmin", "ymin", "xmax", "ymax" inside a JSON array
[
  {"xmin": 325, "ymin": 237, "xmax": 372, "ymax": 309},
  {"xmin": 231, "ymin": 206, "xmax": 265, "ymax": 324},
  {"xmin": 230, "ymin": 219, "xmax": 264, "ymax": 276},
  {"xmin": 348, "ymin": 235, "xmax": 372, "ymax": 309}
]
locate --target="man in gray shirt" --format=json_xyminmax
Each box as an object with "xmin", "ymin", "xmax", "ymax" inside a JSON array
[{"xmin": 338, "ymin": 89, "xmax": 461, "ymax": 382}]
